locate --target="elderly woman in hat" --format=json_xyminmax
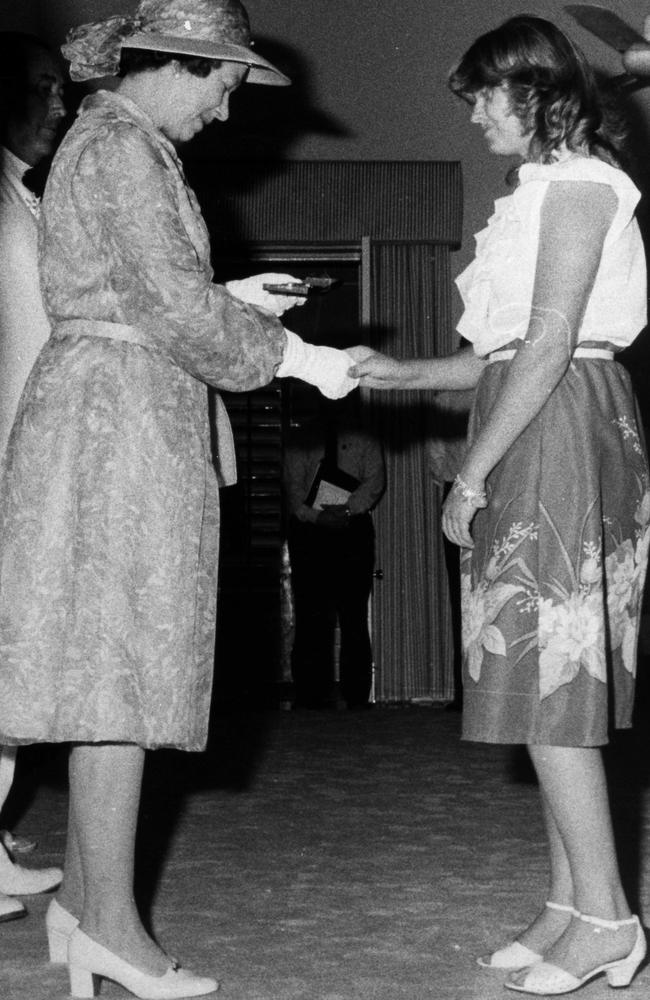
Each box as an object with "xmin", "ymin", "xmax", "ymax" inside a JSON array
[{"xmin": 0, "ymin": 1, "xmax": 358, "ymax": 997}]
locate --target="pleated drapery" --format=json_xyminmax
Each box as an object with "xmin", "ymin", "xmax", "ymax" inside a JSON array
[{"xmin": 364, "ymin": 242, "xmax": 457, "ymax": 702}]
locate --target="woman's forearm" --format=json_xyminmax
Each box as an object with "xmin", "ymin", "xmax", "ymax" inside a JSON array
[
  {"xmin": 460, "ymin": 341, "xmax": 570, "ymax": 485},
  {"xmin": 402, "ymin": 347, "xmax": 485, "ymax": 390},
  {"xmin": 353, "ymin": 344, "xmax": 485, "ymax": 390}
]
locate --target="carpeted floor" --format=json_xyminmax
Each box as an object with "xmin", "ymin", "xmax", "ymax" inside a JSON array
[{"xmin": 1, "ymin": 703, "xmax": 649, "ymax": 1000}]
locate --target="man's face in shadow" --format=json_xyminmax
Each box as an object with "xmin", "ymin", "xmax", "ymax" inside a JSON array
[{"xmin": 6, "ymin": 46, "xmax": 66, "ymax": 167}]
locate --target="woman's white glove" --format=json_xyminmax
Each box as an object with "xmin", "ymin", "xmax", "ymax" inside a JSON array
[
  {"xmin": 225, "ymin": 273, "xmax": 307, "ymax": 317},
  {"xmin": 277, "ymin": 329, "xmax": 360, "ymax": 399}
]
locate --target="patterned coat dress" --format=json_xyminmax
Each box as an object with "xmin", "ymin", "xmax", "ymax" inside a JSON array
[{"xmin": 0, "ymin": 90, "xmax": 286, "ymax": 751}]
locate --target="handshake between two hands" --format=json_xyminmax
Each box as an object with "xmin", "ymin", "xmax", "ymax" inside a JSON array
[{"xmin": 225, "ymin": 272, "xmax": 394, "ymax": 390}]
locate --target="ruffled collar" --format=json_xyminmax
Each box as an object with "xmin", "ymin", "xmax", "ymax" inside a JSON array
[{"xmin": 518, "ymin": 153, "xmax": 635, "ymax": 190}]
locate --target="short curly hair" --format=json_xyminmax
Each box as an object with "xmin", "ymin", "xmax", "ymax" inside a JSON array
[
  {"xmin": 448, "ymin": 15, "xmax": 627, "ymax": 167},
  {"xmin": 0, "ymin": 32, "xmax": 52, "ymax": 135}
]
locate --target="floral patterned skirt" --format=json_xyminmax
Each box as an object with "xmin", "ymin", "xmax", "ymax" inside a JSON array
[{"xmin": 461, "ymin": 355, "xmax": 650, "ymax": 746}]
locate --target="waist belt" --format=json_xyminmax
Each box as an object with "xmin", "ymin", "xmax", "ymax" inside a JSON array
[
  {"xmin": 487, "ymin": 346, "xmax": 615, "ymax": 364},
  {"xmin": 51, "ymin": 320, "xmax": 154, "ymax": 352},
  {"xmin": 50, "ymin": 320, "xmax": 238, "ymax": 487}
]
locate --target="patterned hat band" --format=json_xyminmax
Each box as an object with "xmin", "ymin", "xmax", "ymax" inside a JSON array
[{"xmin": 61, "ymin": 0, "xmax": 290, "ymax": 86}]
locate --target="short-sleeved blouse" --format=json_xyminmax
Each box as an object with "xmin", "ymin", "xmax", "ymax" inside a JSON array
[{"xmin": 456, "ymin": 156, "xmax": 647, "ymax": 358}]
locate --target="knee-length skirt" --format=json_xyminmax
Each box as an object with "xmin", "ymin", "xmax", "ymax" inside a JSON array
[{"xmin": 461, "ymin": 353, "xmax": 650, "ymax": 746}]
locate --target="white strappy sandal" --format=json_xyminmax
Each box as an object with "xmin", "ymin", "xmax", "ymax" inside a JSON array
[
  {"xmin": 505, "ymin": 912, "xmax": 646, "ymax": 994},
  {"xmin": 477, "ymin": 901, "xmax": 579, "ymax": 970}
]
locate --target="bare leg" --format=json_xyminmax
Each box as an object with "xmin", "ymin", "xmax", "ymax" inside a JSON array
[
  {"xmin": 70, "ymin": 743, "xmax": 168, "ymax": 975},
  {"xmin": 0, "ymin": 747, "xmax": 17, "ymax": 812},
  {"xmin": 0, "ymin": 744, "xmax": 61, "ymax": 899},
  {"xmin": 55, "ymin": 787, "xmax": 83, "ymax": 917},
  {"xmin": 0, "ymin": 746, "xmax": 19, "ymax": 910},
  {"xmin": 514, "ymin": 786, "xmax": 575, "ymax": 954},
  {"xmin": 510, "ymin": 745, "xmax": 635, "ymax": 983},
  {"xmin": 0, "ymin": 750, "xmax": 24, "ymax": 913}
]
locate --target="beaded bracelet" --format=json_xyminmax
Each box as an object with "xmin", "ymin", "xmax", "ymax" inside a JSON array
[{"xmin": 453, "ymin": 474, "xmax": 487, "ymax": 506}]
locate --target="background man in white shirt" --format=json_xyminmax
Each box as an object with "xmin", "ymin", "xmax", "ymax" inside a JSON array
[{"xmin": 284, "ymin": 394, "xmax": 385, "ymax": 710}]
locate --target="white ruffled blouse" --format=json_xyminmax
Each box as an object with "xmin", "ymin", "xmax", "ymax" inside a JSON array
[{"xmin": 456, "ymin": 156, "xmax": 647, "ymax": 357}]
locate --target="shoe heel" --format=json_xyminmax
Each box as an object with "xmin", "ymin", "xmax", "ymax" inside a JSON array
[
  {"xmin": 605, "ymin": 930, "xmax": 645, "ymax": 988},
  {"xmin": 47, "ymin": 926, "xmax": 69, "ymax": 964},
  {"xmin": 606, "ymin": 958, "xmax": 638, "ymax": 988},
  {"xmin": 69, "ymin": 963, "xmax": 100, "ymax": 999}
]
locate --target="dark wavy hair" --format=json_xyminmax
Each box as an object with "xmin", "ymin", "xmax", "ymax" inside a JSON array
[
  {"xmin": 448, "ymin": 15, "xmax": 628, "ymax": 166},
  {"xmin": 119, "ymin": 48, "xmax": 221, "ymax": 79}
]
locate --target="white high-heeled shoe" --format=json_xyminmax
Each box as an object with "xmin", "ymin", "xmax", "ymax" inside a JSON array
[
  {"xmin": 477, "ymin": 901, "xmax": 579, "ymax": 970},
  {"xmin": 67, "ymin": 928, "xmax": 219, "ymax": 999},
  {"xmin": 0, "ymin": 891, "xmax": 25, "ymax": 923},
  {"xmin": 0, "ymin": 841, "xmax": 62, "ymax": 895},
  {"xmin": 45, "ymin": 898, "xmax": 80, "ymax": 963},
  {"xmin": 505, "ymin": 913, "xmax": 647, "ymax": 995}
]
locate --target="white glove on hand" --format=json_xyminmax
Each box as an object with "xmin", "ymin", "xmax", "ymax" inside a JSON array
[
  {"xmin": 225, "ymin": 273, "xmax": 307, "ymax": 317},
  {"xmin": 277, "ymin": 330, "xmax": 360, "ymax": 399}
]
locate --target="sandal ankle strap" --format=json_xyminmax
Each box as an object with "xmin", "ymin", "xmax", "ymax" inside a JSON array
[
  {"xmin": 546, "ymin": 901, "xmax": 579, "ymax": 917},
  {"xmin": 578, "ymin": 912, "xmax": 638, "ymax": 930}
]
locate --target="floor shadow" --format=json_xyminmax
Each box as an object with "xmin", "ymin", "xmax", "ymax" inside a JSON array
[
  {"xmin": 1, "ymin": 742, "xmax": 67, "ymax": 834},
  {"xmin": 135, "ymin": 700, "xmax": 278, "ymax": 926}
]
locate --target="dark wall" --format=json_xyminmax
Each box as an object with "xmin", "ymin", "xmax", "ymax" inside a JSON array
[{"xmin": 5, "ymin": 1, "xmax": 650, "ymax": 314}]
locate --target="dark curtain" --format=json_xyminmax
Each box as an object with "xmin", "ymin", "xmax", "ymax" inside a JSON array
[{"xmin": 364, "ymin": 241, "xmax": 457, "ymax": 701}]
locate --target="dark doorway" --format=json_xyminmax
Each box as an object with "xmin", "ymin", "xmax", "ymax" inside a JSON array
[{"xmin": 214, "ymin": 252, "xmax": 362, "ymax": 707}]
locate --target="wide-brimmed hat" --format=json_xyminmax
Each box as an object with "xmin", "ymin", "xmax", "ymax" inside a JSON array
[{"xmin": 62, "ymin": 0, "xmax": 290, "ymax": 86}]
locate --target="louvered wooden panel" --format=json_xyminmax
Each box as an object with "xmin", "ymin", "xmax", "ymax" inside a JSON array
[
  {"xmin": 214, "ymin": 384, "xmax": 286, "ymax": 704},
  {"xmin": 220, "ymin": 385, "xmax": 284, "ymax": 563},
  {"xmin": 190, "ymin": 160, "xmax": 463, "ymax": 247}
]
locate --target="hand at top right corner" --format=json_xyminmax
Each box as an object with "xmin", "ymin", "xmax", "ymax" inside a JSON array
[{"xmin": 622, "ymin": 15, "xmax": 650, "ymax": 75}]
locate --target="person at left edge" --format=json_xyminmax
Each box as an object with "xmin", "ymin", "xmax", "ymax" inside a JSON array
[
  {"xmin": 0, "ymin": 30, "xmax": 67, "ymax": 923},
  {"xmin": 0, "ymin": 1, "xmax": 359, "ymax": 997}
]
